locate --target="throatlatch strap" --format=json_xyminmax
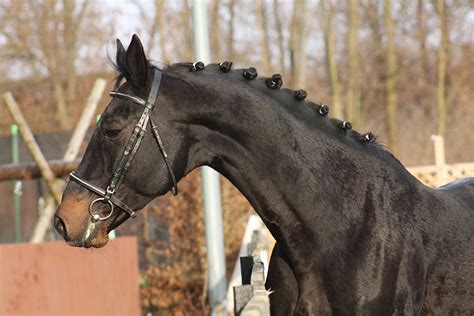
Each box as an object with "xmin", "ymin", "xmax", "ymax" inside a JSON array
[{"xmin": 150, "ymin": 117, "xmax": 178, "ymax": 195}]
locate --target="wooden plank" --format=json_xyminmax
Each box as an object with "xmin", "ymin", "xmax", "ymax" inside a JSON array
[
  {"xmin": 234, "ymin": 285, "xmax": 253, "ymax": 315},
  {"xmin": 0, "ymin": 236, "xmax": 141, "ymax": 316},
  {"xmin": 0, "ymin": 159, "xmax": 80, "ymax": 181}
]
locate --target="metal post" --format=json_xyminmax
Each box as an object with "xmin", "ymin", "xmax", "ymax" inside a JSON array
[
  {"xmin": 192, "ymin": 1, "xmax": 227, "ymax": 314},
  {"xmin": 11, "ymin": 124, "xmax": 22, "ymax": 242}
]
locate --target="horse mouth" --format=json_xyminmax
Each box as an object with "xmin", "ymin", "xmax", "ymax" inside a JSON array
[
  {"xmin": 65, "ymin": 222, "xmax": 110, "ymax": 249},
  {"xmin": 67, "ymin": 240, "xmax": 86, "ymax": 248},
  {"xmin": 66, "ymin": 237, "xmax": 109, "ymax": 249}
]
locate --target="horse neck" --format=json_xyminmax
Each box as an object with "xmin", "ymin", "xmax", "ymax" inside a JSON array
[{"xmin": 175, "ymin": 71, "xmax": 419, "ymax": 256}]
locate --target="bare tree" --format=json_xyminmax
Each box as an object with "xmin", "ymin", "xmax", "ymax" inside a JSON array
[
  {"xmin": 210, "ymin": 0, "xmax": 222, "ymax": 62},
  {"xmin": 384, "ymin": 0, "xmax": 398, "ymax": 153},
  {"xmin": 289, "ymin": 0, "xmax": 308, "ymax": 89},
  {"xmin": 346, "ymin": 0, "xmax": 361, "ymax": 126},
  {"xmin": 417, "ymin": 0, "xmax": 430, "ymax": 80},
  {"xmin": 272, "ymin": 0, "xmax": 286, "ymax": 73},
  {"xmin": 226, "ymin": 0, "xmax": 236, "ymax": 61},
  {"xmin": 134, "ymin": 0, "xmax": 169, "ymax": 62},
  {"xmin": 38, "ymin": 0, "xmax": 89, "ymax": 126},
  {"xmin": 320, "ymin": 0, "xmax": 342, "ymax": 118},
  {"xmin": 435, "ymin": 0, "xmax": 448, "ymax": 136},
  {"xmin": 0, "ymin": 0, "xmax": 107, "ymax": 127},
  {"xmin": 255, "ymin": 0, "xmax": 272, "ymax": 74}
]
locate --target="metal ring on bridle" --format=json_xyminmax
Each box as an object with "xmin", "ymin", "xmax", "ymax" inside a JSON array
[{"xmin": 89, "ymin": 198, "xmax": 114, "ymax": 222}]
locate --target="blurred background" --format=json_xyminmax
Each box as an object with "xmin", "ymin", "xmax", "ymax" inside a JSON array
[{"xmin": 0, "ymin": 0, "xmax": 472, "ymax": 315}]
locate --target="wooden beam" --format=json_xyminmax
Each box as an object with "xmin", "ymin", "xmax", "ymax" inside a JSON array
[
  {"xmin": 2, "ymin": 92, "xmax": 63, "ymax": 204},
  {"xmin": 0, "ymin": 159, "xmax": 80, "ymax": 181}
]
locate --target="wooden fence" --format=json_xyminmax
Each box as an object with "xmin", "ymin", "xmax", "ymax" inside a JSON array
[
  {"xmin": 0, "ymin": 236, "xmax": 141, "ymax": 316},
  {"xmin": 408, "ymin": 162, "xmax": 474, "ymax": 188},
  {"xmin": 407, "ymin": 135, "xmax": 474, "ymax": 188}
]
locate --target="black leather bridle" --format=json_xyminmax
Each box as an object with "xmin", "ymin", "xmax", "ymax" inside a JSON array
[{"xmin": 69, "ymin": 68, "xmax": 178, "ymax": 225}]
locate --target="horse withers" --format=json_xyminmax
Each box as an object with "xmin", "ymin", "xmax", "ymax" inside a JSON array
[{"xmin": 55, "ymin": 35, "xmax": 474, "ymax": 315}]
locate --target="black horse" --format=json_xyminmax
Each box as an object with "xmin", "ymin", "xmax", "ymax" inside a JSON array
[{"xmin": 55, "ymin": 35, "xmax": 474, "ymax": 315}]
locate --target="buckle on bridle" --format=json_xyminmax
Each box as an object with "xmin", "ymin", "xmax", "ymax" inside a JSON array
[{"xmin": 106, "ymin": 186, "xmax": 115, "ymax": 195}]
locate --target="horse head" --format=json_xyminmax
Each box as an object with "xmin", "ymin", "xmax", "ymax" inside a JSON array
[{"xmin": 54, "ymin": 35, "xmax": 190, "ymax": 248}]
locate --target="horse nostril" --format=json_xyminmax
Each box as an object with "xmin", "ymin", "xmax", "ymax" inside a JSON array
[{"xmin": 54, "ymin": 215, "xmax": 68, "ymax": 240}]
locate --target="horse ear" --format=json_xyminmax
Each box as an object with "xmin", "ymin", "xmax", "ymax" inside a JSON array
[
  {"xmin": 125, "ymin": 34, "xmax": 148, "ymax": 87},
  {"xmin": 116, "ymin": 39, "xmax": 126, "ymax": 70}
]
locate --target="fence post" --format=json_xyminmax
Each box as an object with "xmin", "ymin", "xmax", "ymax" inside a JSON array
[
  {"xmin": 11, "ymin": 124, "xmax": 22, "ymax": 242},
  {"xmin": 431, "ymin": 135, "xmax": 446, "ymax": 186}
]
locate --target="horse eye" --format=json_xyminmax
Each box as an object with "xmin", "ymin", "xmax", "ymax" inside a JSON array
[{"xmin": 103, "ymin": 128, "xmax": 122, "ymax": 138}]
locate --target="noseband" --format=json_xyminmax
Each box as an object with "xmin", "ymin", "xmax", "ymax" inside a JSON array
[{"xmin": 69, "ymin": 68, "xmax": 178, "ymax": 224}]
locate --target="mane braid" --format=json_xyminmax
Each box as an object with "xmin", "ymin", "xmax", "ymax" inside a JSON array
[{"xmin": 164, "ymin": 62, "xmax": 382, "ymax": 148}]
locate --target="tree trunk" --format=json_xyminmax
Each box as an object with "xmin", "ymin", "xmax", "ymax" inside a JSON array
[
  {"xmin": 144, "ymin": 0, "xmax": 158, "ymax": 56},
  {"xmin": 321, "ymin": 0, "xmax": 342, "ymax": 119},
  {"xmin": 63, "ymin": 0, "xmax": 78, "ymax": 108},
  {"xmin": 210, "ymin": 0, "xmax": 222, "ymax": 61},
  {"xmin": 384, "ymin": 0, "xmax": 398, "ymax": 153},
  {"xmin": 53, "ymin": 78, "xmax": 69, "ymax": 125},
  {"xmin": 182, "ymin": 0, "xmax": 194, "ymax": 61},
  {"xmin": 227, "ymin": 0, "xmax": 236, "ymax": 60},
  {"xmin": 436, "ymin": 0, "xmax": 448, "ymax": 136},
  {"xmin": 136, "ymin": 0, "xmax": 169, "ymax": 62},
  {"xmin": 255, "ymin": 0, "xmax": 272, "ymax": 75},
  {"xmin": 417, "ymin": 0, "xmax": 429, "ymax": 80},
  {"xmin": 38, "ymin": 0, "xmax": 69, "ymax": 127},
  {"xmin": 156, "ymin": 0, "xmax": 169, "ymax": 63},
  {"xmin": 364, "ymin": 1, "xmax": 384, "ymax": 122},
  {"xmin": 272, "ymin": 0, "xmax": 286, "ymax": 73},
  {"xmin": 345, "ymin": 0, "xmax": 361, "ymax": 126},
  {"xmin": 289, "ymin": 0, "xmax": 307, "ymax": 89}
]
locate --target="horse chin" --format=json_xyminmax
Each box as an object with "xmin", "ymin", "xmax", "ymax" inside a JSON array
[
  {"xmin": 86, "ymin": 223, "xmax": 110, "ymax": 248},
  {"xmin": 89, "ymin": 235, "xmax": 109, "ymax": 248}
]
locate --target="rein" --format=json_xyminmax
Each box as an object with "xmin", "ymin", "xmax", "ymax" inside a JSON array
[{"xmin": 69, "ymin": 68, "xmax": 178, "ymax": 225}]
